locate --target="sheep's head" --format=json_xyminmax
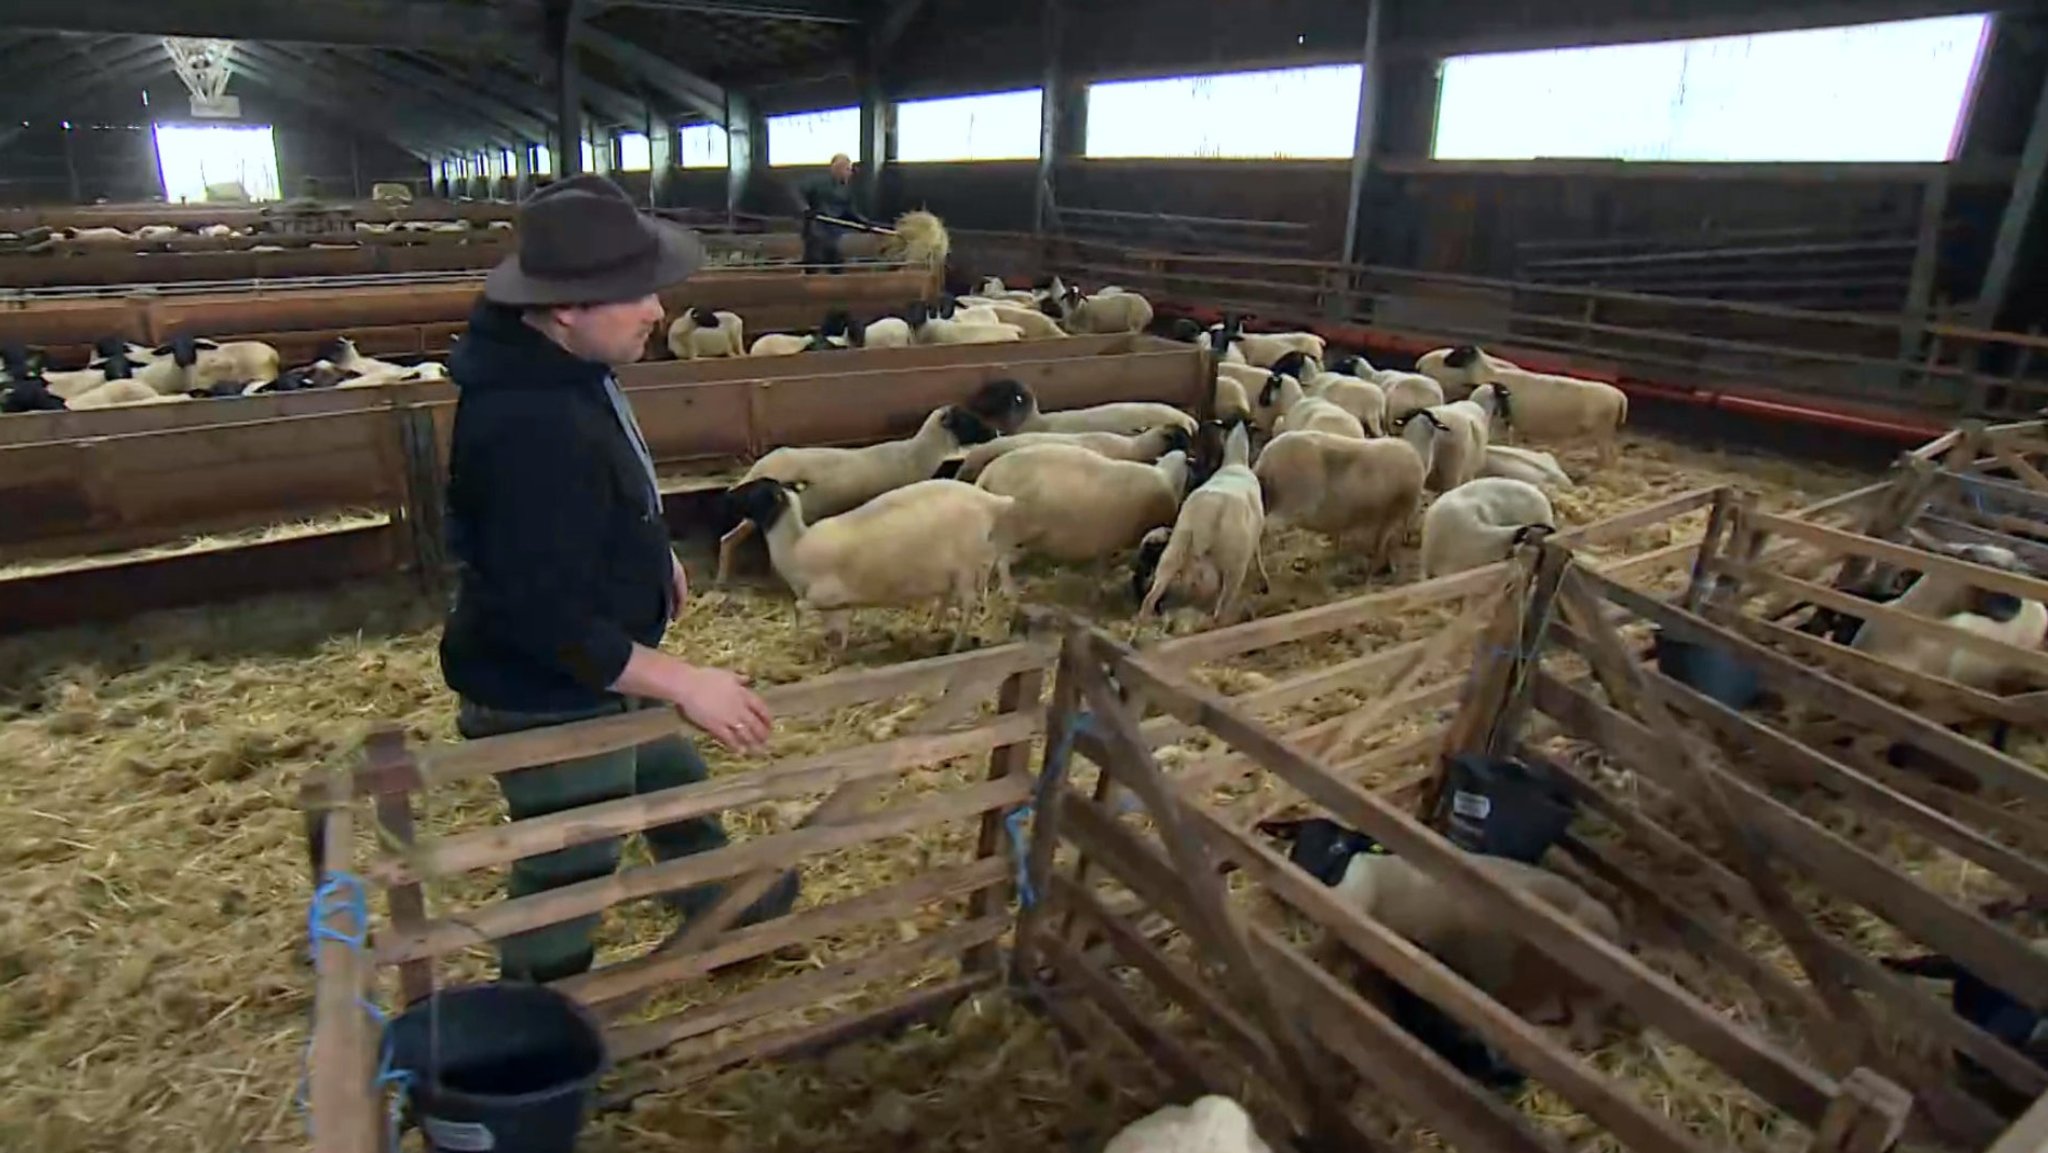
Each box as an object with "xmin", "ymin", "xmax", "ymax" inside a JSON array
[
  {"xmin": 1205, "ymin": 326, "xmax": 1236, "ymax": 356},
  {"xmin": 99, "ymin": 351, "xmax": 133, "ymax": 381},
  {"xmin": 90, "ymin": 335, "xmax": 133, "ymax": 365},
  {"xmin": 1258, "ymin": 816, "xmax": 1384, "ymax": 887},
  {"xmin": 1131, "ymin": 527, "xmax": 1171, "ymax": 608},
  {"xmin": 1483, "ymin": 382, "xmax": 1515, "ymax": 426},
  {"xmin": 1164, "ymin": 317, "xmax": 1205, "ymax": 344},
  {"xmin": 1968, "ymin": 589, "xmax": 2027, "ymax": 622},
  {"xmin": 935, "ymin": 293, "xmax": 958, "ymax": 319},
  {"xmin": 1329, "ymin": 353, "xmax": 1371, "ymax": 377},
  {"xmin": 0, "ymin": 342, "xmax": 38, "ymax": 382},
  {"xmin": 726, "ymin": 478, "xmax": 795, "ymax": 531},
  {"xmin": 151, "ymin": 336, "xmax": 212, "ymax": 367},
  {"xmin": 1036, "ymin": 295, "xmax": 1064, "ymax": 320},
  {"xmin": 964, "ymin": 378, "xmax": 1035, "ymax": 433},
  {"xmin": 1270, "ymin": 351, "xmax": 1313, "ymax": 381},
  {"xmin": 1444, "ymin": 345, "xmax": 1483, "ymax": 369},
  {"xmin": 689, "ymin": 306, "xmax": 720, "ymax": 327},
  {"xmin": 820, "ymin": 309, "xmax": 854, "ymax": 338},
  {"xmin": 1512, "ymin": 523, "xmax": 1559, "ymax": 546},
  {"xmin": 938, "ymin": 405, "xmax": 999, "ymax": 447},
  {"xmin": 1259, "ymin": 374, "xmax": 1290, "ymax": 408},
  {"xmin": 906, "ymin": 301, "xmax": 934, "ymax": 329},
  {"xmin": 1158, "ymin": 424, "xmax": 1193, "ymax": 456}
]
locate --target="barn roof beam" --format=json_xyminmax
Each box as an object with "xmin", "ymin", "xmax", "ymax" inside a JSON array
[
  {"xmin": 872, "ymin": 0, "xmax": 932, "ymax": 54},
  {"xmin": 229, "ymin": 53, "xmax": 452, "ymax": 159},
  {"xmin": 401, "ymin": 51, "xmax": 649, "ymax": 132},
  {"xmin": 248, "ymin": 43, "xmax": 507, "ymax": 155},
  {"xmin": 330, "ymin": 48, "xmax": 554, "ymax": 143},
  {"xmin": 0, "ymin": 41, "xmax": 173, "ymax": 148},
  {"xmin": 591, "ymin": 0, "xmax": 860, "ymax": 23},
  {"xmin": 572, "ymin": 23, "xmax": 726, "ymax": 124},
  {"xmin": 4, "ymin": 0, "xmax": 539, "ymax": 51}
]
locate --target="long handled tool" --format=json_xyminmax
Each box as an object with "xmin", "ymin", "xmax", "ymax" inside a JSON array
[{"xmin": 813, "ymin": 213, "xmax": 897, "ymax": 236}]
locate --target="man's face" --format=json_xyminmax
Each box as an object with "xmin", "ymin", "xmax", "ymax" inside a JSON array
[
  {"xmin": 552, "ymin": 294, "xmax": 664, "ymax": 365},
  {"xmin": 830, "ymin": 156, "xmax": 853, "ymax": 183}
]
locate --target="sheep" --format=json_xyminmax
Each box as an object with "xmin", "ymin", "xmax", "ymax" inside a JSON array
[
  {"xmin": 2, "ymin": 343, "xmax": 124, "ymax": 401},
  {"xmin": 1272, "ymin": 380, "xmax": 1368, "ymax": 441},
  {"xmin": 57, "ymin": 226, "xmax": 132, "ymax": 245},
  {"xmin": 964, "ymin": 379, "xmax": 1197, "ymax": 438},
  {"xmin": 749, "ymin": 332, "xmax": 815, "ymax": 357},
  {"xmin": 1211, "ymin": 315, "xmax": 1326, "ymax": 368},
  {"xmin": 1136, "ymin": 421, "xmax": 1267, "ymax": 622},
  {"xmin": 198, "ymin": 224, "xmax": 236, "ymax": 238},
  {"xmin": 1304, "ymin": 371, "xmax": 1387, "ymax": 437},
  {"xmin": 983, "ymin": 302, "xmax": 1067, "ymax": 339},
  {"xmin": 1102, "ymin": 1096, "xmax": 1271, "ymax": 1153},
  {"xmin": 1, "ymin": 373, "xmax": 66, "ymax": 412},
  {"xmin": 1219, "ymin": 361, "xmax": 1282, "ymax": 428},
  {"xmin": 134, "ymin": 224, "xmax": 181, "ymax": 241},
  {"xmin": 1267, "ymin": 817, "xmax": 1622, "ymax": 1048},
  {"xmin": 1851, "ymin": 539, "xmax": 2048, "ymax": 691},
  {"xmin": 1481, "ymin": 444, "xmax": 1575, "ymax": 491},
  {"xmin": 936, "ymin": 295, "xmax": 1003, "ymax": 326},
  {"xmin": 1420, "ymin": 477, "xmax": 1556, "ymax": 578},
  {"xmin": 1484, "ymin": 371, "xmax": 1630, "ymax": 464},
  {"xmin": 1254, "ymin": 430, "xmax": 1427, "ymax": 573},
  {"xmin": 666, "ymin": 307, "xmax": 745, "ymax": 359},
  {"xmin": 974, "ymin": 444, "xmax": 1189, "ymax": 585},
  {"xmin": 974, "ymin": 277, "xmax": 1039, "ymax": 305},
  {"xmin": 1249, "ymin": 371, "xmax": 1301, "ymax": 435},
  {"xmin": 1057, "ymin": 287, "xmax": 1154, "ymax": 335},
  {"xmin": 954, "ymin": 425, "xmax": 1191, "ymax": 482},
  {"xmin": 1212, "ymin": 372, "xmax": 1251, "ymax": 424},
  {"xmin": 1370, "ymin": 369, "xmax": 1447, "ymax": 424},
  {"xmin": 715, "ymin": 405, "xmax": 999, "ymax": 582},
  {"xmin": 1416, "ymin": 345, "xmax": 1520, "ymax": 397},
  {"xmin": 726, "ymin": 477, "xmax": 1010, "ymax": 650},
  {"xmin": 161, "ymin": 336, "xmax": 282, "ymax": 394},
  {"xmin": 816, "ymin": 309, "xmax": 864, "ymax": 349},
  {"xmin": 907, "ymin": 301, "xmax": 1022, "ymax": 346},
  {"xmin": 1419, "ymin": 386, "xmax": 1505, "ymax": 491},
  {"xmin": 860, "ymin": 314, "xmax": 913, "ymax": 348},
  {"xmin": 66, "ymin": 379, "xmax": 188, "ymax": 409}
]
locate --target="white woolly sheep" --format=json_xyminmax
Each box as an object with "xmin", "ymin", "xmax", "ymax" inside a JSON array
[
  {"xmin": 716, "ymin": 405, "xmax": 999, "ymax": 582},
  {"xmin": 1481, "ymin": 444, "xmax": 1575, "ymax": 491},
  {"xmin": 67, "ymin": 379, "xmax": 189, "ymax": 409},
  {"xmin": 862, "ymin": 316, "xmax": 913, "ymax": 348},
  {"xmin": 748, "ymin": 332, "xmax": 815, "ymax": 356},
  {"xmin": 1486, "ymin": 371, "xmax": 1629, "ymax": 464},
  {"xmin": 1255, "ymin": 429, "xmax": 1426, "ymax": 572},
  {"xmin": 975, "ymin": 443, "xmax": 1189, "ymax": 584},
  {"xmin": 1058, "ymin": 288, "xmax": 1154, "ymax": 335},
  {"xmin": 667, "ymin": 307, "xmax": 745, "ymax": 359},
  {"xmin": 1305, "ymin": 371, "xmax": 1387, "ymax": 437},
  {"xmin": 1275, "ymin": 390, "xmax": 1368, "ymax": 441},
  {"xmin": 955, "ymin": 425, "xmax": 1190, "ymax": 482},
  {"xmin": 1852, "ymin": 539, "xmax": 2048, "ymax": 691},
  {"xmin": 1420, "ymin": 476, "xmax": 1556, "ymax": 578},
  {"xmin": 1213, "ymin": 317, "xmax": 1325, "ymax": 368},
  {"xmin": 1370, "ymin": 369, "xmax": 1446, "ymax": 424},
  {"xmin": 983, "ymin": 303, "xmax": 1066, "ymax": 339},
  {"xmin": 1420, "ymin": 386, "xmax": 1506, "ymax": 491},
  {"xmin": 1415, "ymin": 345, "xmax": 1520, "ymax": 398},
  {"xmin": 907, "ymin": 302, "xmax": 1022, "ymax": 345},
  {"xmin": 1103, "ymin": 1096, "xmax": 1271, "ymax": 1153},
  {"xmin": 1137, "ymin": 422, "xmax": 1266, "ymax": 622},
  {"xmin": 726, "ymin": 477, "xmax": 1010, "ymax": 650}
]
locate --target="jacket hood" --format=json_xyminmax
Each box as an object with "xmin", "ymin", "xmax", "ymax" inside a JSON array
[{"xmin": 451, "ymin": 298, "xmax": 613, "ymax": 394}]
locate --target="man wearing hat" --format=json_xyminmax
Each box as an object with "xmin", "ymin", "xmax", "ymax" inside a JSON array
[
  {"xmin": 796, "ymin": 152, "xmax": 868, "ymax": 272},
  {"xmin": 441, "ymin": 174, "xmax": 798, "ymax": 984}
]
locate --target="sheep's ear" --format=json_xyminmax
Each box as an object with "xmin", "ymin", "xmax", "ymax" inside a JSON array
[{"xmin": 192, "ymin": 338, "xmax": 220, "ymax": 350}]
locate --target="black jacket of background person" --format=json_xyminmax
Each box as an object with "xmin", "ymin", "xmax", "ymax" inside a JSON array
[
  {"xmin": 797, "ymin": 174, "xmax": 865, "ymax": 231},
  {"xmin": 438, "ymin": 300, "xmax": 673, "ymax": 712}
]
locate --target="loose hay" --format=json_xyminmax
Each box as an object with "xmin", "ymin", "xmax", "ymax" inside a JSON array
[{"xmin": 0, "ymin": 431, "xmax": 1971, "ymax": 1153}]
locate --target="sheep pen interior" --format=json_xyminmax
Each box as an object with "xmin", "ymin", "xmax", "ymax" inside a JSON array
[{"xmin": 10, "ymin": 426, "xmax": 2022, "ymax": 1153}]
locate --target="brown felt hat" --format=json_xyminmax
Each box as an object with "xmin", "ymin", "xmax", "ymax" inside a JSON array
[{"xmin": 484, "ymin": 174, "xmax": 704, "ymax": 306}]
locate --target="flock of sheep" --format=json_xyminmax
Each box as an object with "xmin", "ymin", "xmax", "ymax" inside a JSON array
[
  {"xmin": 2, "ymin": 217, "xmax": 508, "ymax": 253},
  {"xmin": 704, "ymin": 279, "xmax": 1633, "ymax": 649},
  {"xmin": 0, "ymin": 335, "xmax": 447, "ymax": 412},
  {"xmin": 666, "ymin": 275, "xmax": 1153, "ymax": 360}
]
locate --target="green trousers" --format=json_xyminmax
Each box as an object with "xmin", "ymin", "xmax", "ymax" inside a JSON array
[{"xmin": 459, "ymin": 696, "xmax": 783, "ymax": 983}]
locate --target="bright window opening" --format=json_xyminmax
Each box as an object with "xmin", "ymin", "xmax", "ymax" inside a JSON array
[
  {"xmin": 1084, "ymin": 65, "xmax": 1362, "ymax": 159},
  {"xmin": 530, "ymin": 143, "xmax": 553, "ymax": 176},
  {"xmin": 1432, "ymin": 14, "xmax": 1992, "ymax": 162},
  {"xmin": 768, "ymin": 106, "xmax": 859, "ymax": 167},
  {"xmin": 897, "ymin": 88, "xmax": 1043, "ymax": 162},
  {"xmin": 679, "ymin": 122, "xmax": 729, "ymax": 168},
  {"xmin": 500, "ymin": 148, "xmax": 516, "ymax": 175},
  {"xmin": 153, "ymin": 122, "xmax": 280, "ymax": 202},
  {"xmin": 617, "ymin": 131, "xmax": 652, "ymax": 171}
]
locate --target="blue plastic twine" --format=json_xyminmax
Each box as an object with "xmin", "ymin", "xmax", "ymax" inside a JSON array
[{"xmin": 301, "ymin": 870, "xmax": 411, "ymax": 1152}]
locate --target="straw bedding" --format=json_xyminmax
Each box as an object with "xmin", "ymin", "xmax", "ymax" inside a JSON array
[{"xmin": 2, "ymin": 431, "xmax": 2004, "ymax": 1153}]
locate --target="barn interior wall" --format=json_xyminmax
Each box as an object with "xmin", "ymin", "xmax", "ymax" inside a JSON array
[{"xmin": 0, "ymin": 80, "xmax": 424, "ymax": 206}]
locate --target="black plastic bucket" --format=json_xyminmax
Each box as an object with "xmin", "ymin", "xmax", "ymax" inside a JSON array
[
  {"xmin": 385, "ymin": 983, "xmax": 608, "ymax": 1153},
  {"xmin": 1431, "ymin": 754, "xmax": 1577, "ymax": 864},
  {"xmin": 1653, "ymin": 630, "xmax": 1760, "ymax": 710}
]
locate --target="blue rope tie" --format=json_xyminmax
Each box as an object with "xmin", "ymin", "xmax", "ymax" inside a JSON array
[{"xmin": 300, "ymin": 870, "xmax": 412, "ymax": 1153}]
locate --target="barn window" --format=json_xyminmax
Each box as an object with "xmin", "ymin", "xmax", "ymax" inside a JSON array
[
  {"xmin": 896, "ymin": 89, "xmax": 1043, "ymax": 162},
  {"xmin": 679, "ymin": 122, "xmax": 729, "ymax": 168},
  {"xmin": 1083, "ymin": 65, "xmax": 1362, "ymax": 159},
  {"xmin": 767, "ymin": 106, "xmax": 859, "ymax": 166},
  {"xmin": 580, "ymin": 139, "xmax": 598, "ymax": 172},
  {"xmin": 153, "ymin": 122, "xmax": 280, "ymax": 202},
  {"xmin": 529, "ymin": 143, "xmax": 553, "ymax": 175},
  {"xmin": 1431, "ymin": 13, "xmax": 1993, "ymax": 162},
  {"xmin": 616, "ymin": 131, "xmax": 653, "ymax": 171}
]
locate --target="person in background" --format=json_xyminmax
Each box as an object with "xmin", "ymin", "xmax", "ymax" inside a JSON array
[
  {"xmin": 796, "ymin": 152, "xmax": 867, "ymax": 272},
  {"xmin": 441, "ymin": 173, "xmax": 798, "ymax": 984}
]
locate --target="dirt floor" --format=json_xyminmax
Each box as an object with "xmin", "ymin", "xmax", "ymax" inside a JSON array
[{"xmin": 0, "ymin": 431, "xmax": 1925, "ymax": 1153}]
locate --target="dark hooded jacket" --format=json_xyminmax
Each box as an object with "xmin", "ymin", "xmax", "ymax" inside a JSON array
[{"xmin": 438, "ymin": 300, "xmax": 674, "ymax": 711}]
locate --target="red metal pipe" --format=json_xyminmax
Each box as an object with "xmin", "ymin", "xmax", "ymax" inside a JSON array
[{"xmin": 1162, "ymin": 300, "xmax": 1945, "ymax": 445}]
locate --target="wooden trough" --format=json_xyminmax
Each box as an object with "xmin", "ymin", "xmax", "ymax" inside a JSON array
[
  {"xmin": 0, "ymin": 333, "xmax": 1208, "ymax": 633},
  {"xmin": 0, "ymin": 261, "xmax": 942, "ymax": 365}
]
